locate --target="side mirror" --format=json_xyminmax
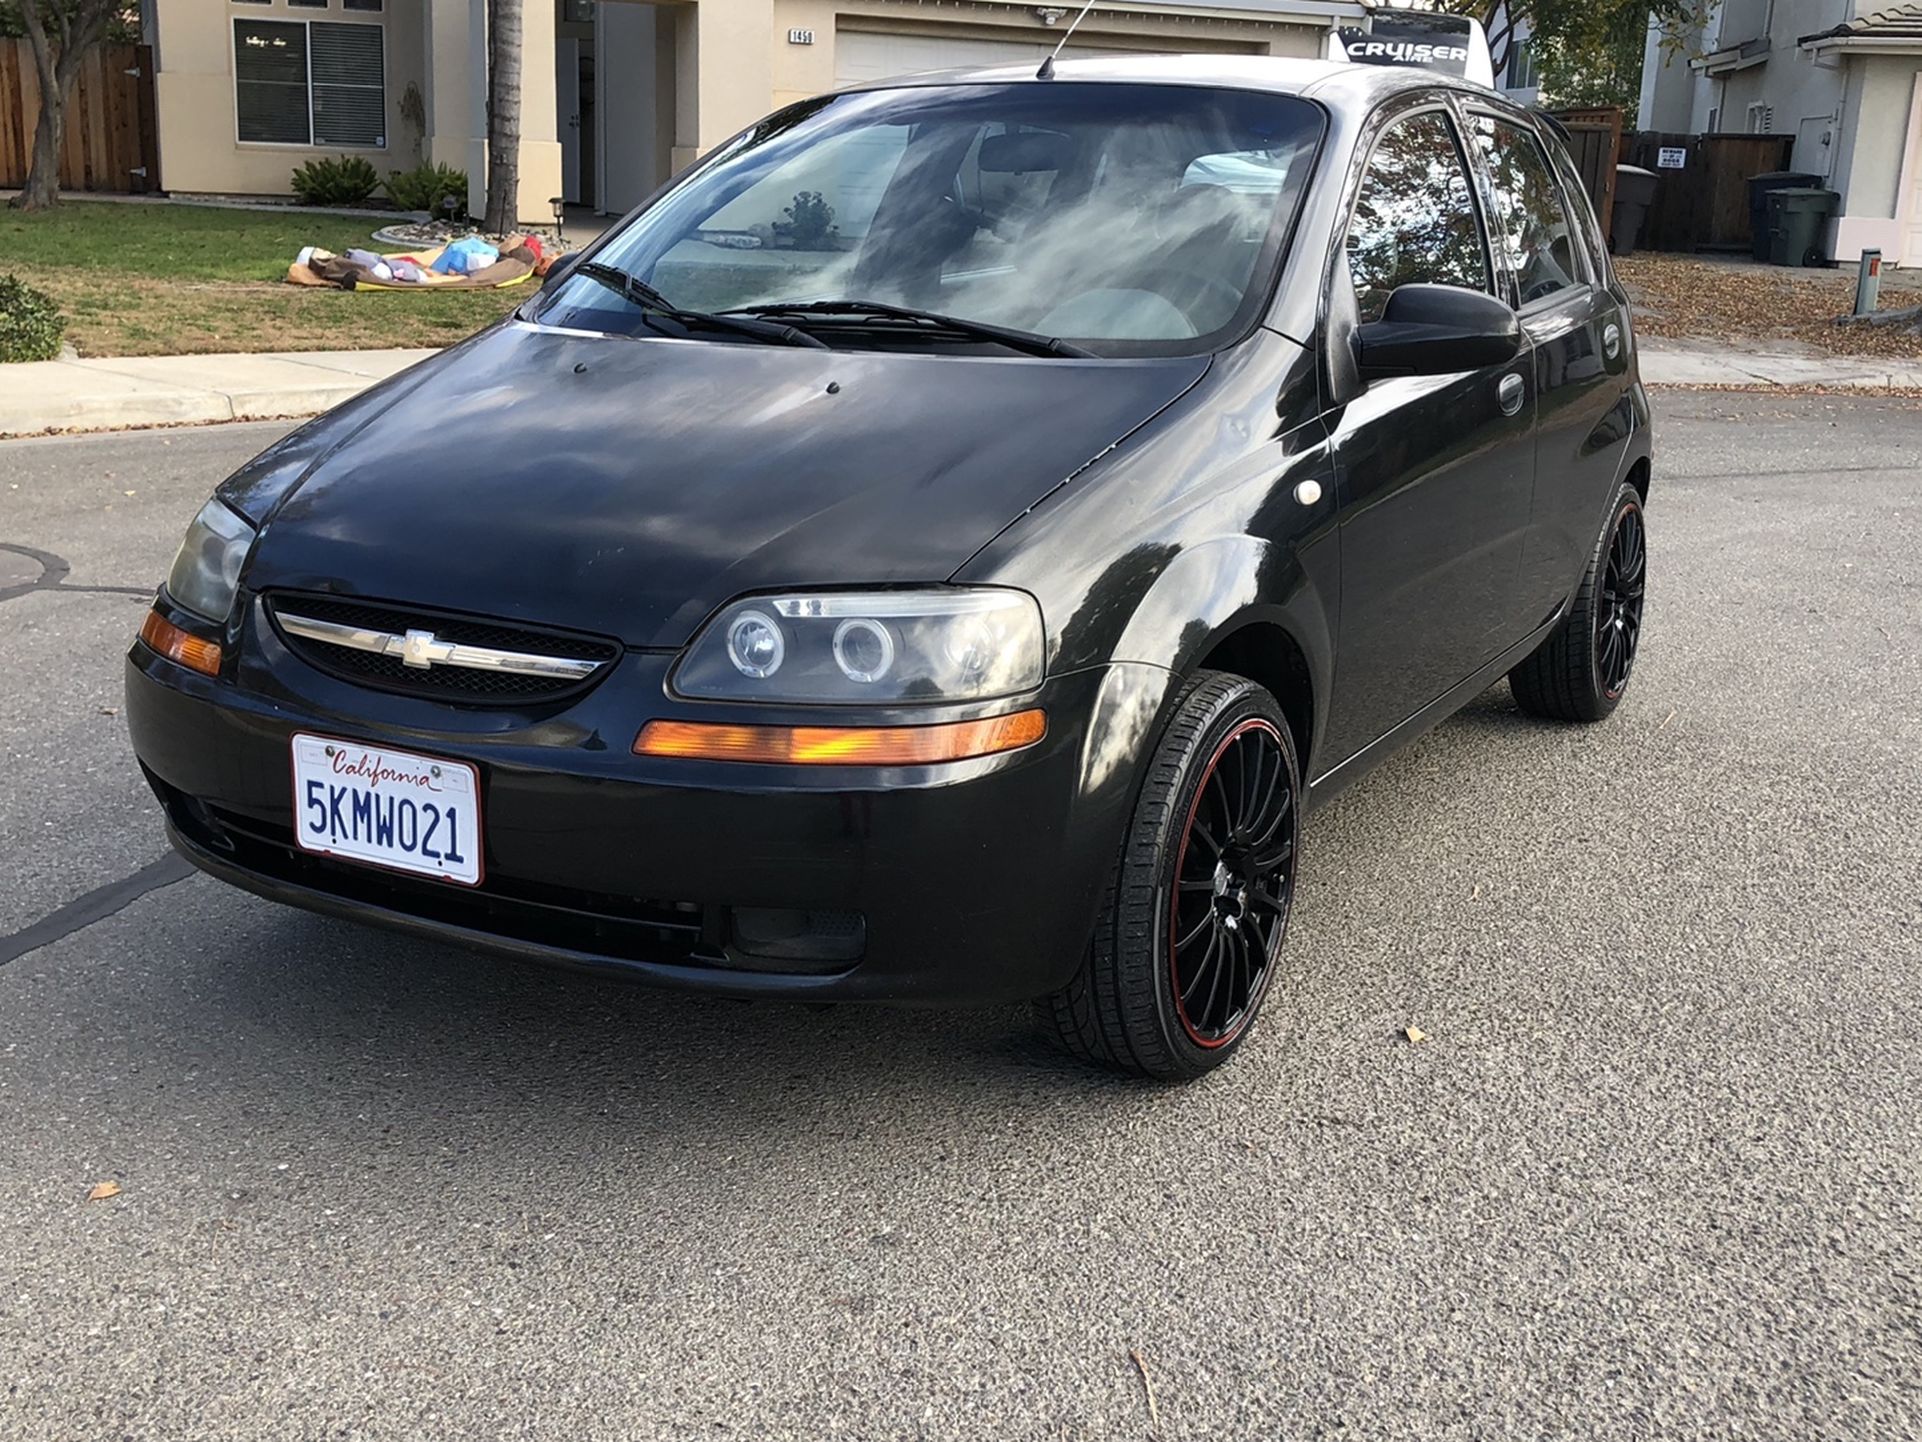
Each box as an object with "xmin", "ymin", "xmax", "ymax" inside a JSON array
[
  {"xmin": 1354, "ymin": 284, "xmax": 1521, "ymax": 377},
  {"xmin": 541, "ymin": 250, "xmax": 583, "ymax": 290}
]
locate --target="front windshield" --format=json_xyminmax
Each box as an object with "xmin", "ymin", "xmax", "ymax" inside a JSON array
[{"xmin": 537, "ymin": 83, "xmax": 1324, "ymax": 356}]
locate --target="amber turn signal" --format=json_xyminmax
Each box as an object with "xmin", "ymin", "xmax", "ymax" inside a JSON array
[
  {"xmin": 634, "ymin": 709, "xmax": 1046, "ymax": 765},
  {"xmin": 139, "ymin": 609, "xmax": 223, "ymax": 677}
]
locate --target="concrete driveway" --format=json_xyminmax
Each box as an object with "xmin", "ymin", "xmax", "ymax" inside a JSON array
[{"xmin": 1, "ymin": 396, "xmax": 1918, "ymax": 1440}]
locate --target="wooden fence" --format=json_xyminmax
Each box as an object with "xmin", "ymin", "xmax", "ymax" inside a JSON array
[
  {"xmin": 1549, "ymin": 107, "xmax": 1624, "ymax": 248},
  {"xmin": 0, "ymin": 40, "xmax": 158, "ymax": 193},
  {"xmin": 1620, "ymin": 131, "xmax": 1797, "ymax": 253}
]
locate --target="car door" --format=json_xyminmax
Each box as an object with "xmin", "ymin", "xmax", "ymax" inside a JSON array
[
  {"xmin": 1461, "ymin": 107, "xmax": 1632, "ymax": 624},
  {"xmin": 1320, "ymin": 99, "xmax": 1536, "ymax": 767}
]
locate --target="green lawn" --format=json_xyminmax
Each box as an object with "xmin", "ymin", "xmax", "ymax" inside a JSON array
[{"xmin": 1, "ymin": 198, "xmax": 525, "ymax": 357}]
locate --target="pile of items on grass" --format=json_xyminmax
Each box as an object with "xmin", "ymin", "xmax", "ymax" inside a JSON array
[{"xmin": 287, "ymin": 233, "xmax": 559, "ymax": 292}]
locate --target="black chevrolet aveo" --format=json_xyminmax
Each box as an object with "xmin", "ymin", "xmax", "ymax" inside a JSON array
[{"xmin": 128, "ymin": 56, "xmax": 1650, "ymax": 1080}]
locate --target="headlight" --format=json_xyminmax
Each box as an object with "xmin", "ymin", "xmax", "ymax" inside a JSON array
[
  {"xmin": 164, "ymin": 498, "xmax": 256, "ymax": 623},
  {"xmin": 674, "ymin": 589, "xmax": 1045, "ymax": 703}
]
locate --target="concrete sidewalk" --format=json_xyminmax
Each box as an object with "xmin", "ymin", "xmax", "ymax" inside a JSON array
[
  {"xmin": 1643, "ymin": 339, "xmax": 1922, "ymax": 391},
  {"xmin": 0, "ymin": 349, "xmax": 438, "ymax": 437},
  {"xmin": 4, "ymin": 336, "xmax": 1920, "ymax": 440}
]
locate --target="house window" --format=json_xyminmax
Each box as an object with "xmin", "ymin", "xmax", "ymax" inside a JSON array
[
  {"xmin": 1506, "ymin": 38, "xmax": 1538, "ymax": 91},
  {"xmin": 233, "ymin": 17, "xmax": 385, "ymax": 148},
  {"xmin": 343, "ymin": 0, "xmax": 385, "ymax": 11}
]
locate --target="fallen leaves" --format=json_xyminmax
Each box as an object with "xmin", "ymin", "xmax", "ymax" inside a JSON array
[
  {"xmin": 1404, "ymin": 1026, "xmax": 1428, "ymax": 1045},
  {"xmin": 1616, "ymin": 254, "xmax": 1922, "ymax": 360},
  {"xmin": 85, "ymin": 1180, "xmax": 122, "ymax": 1202}
]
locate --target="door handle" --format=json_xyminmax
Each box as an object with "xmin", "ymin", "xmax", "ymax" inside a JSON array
[{"xmin": 1498, "ymin": 372, "xmax": 1525, "ymax": 417}]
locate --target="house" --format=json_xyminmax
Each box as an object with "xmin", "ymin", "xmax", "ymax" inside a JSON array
[
  {"xmin": 1636, "ymin": 1, "xmax": 1922, "ymax": 264},
  {"xmin": 141, "ymin": 0, "xmax": 1370, "ymax": 225},
  {"xmin": 1484, "ymin": 2, "xmax": 1542, "ymax": 107}
]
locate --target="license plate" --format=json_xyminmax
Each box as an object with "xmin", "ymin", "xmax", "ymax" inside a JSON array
[{"xmin": 290, "ymin": 733, "xmax": 482, "ymax": 885}]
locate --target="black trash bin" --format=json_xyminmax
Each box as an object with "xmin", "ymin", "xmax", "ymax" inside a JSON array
[
  {"xmin": 1747, "ymin": 170, "xmax": 1818, "ymax": 260},
  {"xmin": 1766, "ymin": 188, "xmax": 1840, "ymax": 267},
  {"xmin": 1611, "ymin": 165, "xmax": 1659, "ymax": 255}
]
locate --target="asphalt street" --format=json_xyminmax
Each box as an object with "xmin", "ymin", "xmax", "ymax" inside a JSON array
[{"xmin": 2, "ymin": 396, "xmax": 1919, "ymax": 1440}]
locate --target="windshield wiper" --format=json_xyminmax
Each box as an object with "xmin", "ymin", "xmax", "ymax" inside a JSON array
[
  {"xmin": 720, "ymin": 299, "xmax": 1095, "ymax": 359},
  {"xmin": 570, "ymin": 262, "xmax": 827, "ymax": 350}
]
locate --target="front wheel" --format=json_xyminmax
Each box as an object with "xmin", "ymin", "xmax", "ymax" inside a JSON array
[
  {"xmin": 1040, "ymin": 671, "xmax": 1301, "ymax": 1081},
  {"xmin": 1509, "ymin": 481, "xmax": 1647, "ymax": 722}
]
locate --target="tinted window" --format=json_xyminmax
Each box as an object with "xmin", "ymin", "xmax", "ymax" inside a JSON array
[
  {"xmin": 234, "ymin": 20, "xmax": 310, "ymax": 145},
  {"xmin": 545, "ymin": 85, "xmax": 1324, "ymax": 356},
  {"xmin": 1470, "ymin": 116, "xmax": 1584, "ymax": 305},
  {"xmin": 1346, "ymin": 110, "xmax": 1490, "ymax": 324}
]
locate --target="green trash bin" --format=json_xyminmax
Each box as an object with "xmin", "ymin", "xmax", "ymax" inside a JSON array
[{"xmin": 1766, "ymin": 188, "xmax": 1839, "ymax": 267}]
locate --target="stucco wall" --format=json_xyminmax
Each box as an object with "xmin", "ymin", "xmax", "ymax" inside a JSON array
[
  {"xmin": 154, "ymin": 0, "xmax": 559, "ymax": 223},
  {"xmin": 154, "ymin": 0, "xmax": 428, "ymax": 197},
  {"xmin": 1840, "ymin": 54, "xmax": 1921, "ymax": 217}
]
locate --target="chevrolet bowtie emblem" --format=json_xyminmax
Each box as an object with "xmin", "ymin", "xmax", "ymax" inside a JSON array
[{"xmin": 399, "ymin": 628, "xmax": 457, "ymax": 669}]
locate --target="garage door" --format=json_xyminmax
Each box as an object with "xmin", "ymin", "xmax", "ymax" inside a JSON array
[{"xmin": 834, "ymin": 28, "xmax": 1220, "ymax": 87}]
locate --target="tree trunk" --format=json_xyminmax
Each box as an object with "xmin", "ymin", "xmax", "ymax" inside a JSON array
[
  {"xmin": 10, "ymin": 0, "xmax": 116, "ymax": 213},
  {"xmin": 483, "ymin": 0, "xmax": 524, "ymax": 235},
  {"xmin": 15, "ymin": 89, "xmax": 66, "ymax": 211}
]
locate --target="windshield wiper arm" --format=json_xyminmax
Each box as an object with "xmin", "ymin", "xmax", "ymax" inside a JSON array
[
  {"xmin": 570, "ymin": 262, "xmax": 828, "ymax": 350},
  {"xmin": 721, "ymin": 299, "xmax": 1095, "ymax": 359}
]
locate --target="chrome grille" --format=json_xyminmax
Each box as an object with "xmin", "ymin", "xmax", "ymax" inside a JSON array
[{"xmin": 267, "ymin": 594, "xmax": 620, "ymax": 704}]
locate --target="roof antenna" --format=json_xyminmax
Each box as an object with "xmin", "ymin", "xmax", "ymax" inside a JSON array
[{"xmin": 1036, "ymin": 0, "xmax": 1099, "ymax": 79}]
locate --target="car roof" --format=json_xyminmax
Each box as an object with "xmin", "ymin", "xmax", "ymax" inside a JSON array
[{"xmin": 837, "ymin": 52, "xmax": 1512, "ymax": 108}]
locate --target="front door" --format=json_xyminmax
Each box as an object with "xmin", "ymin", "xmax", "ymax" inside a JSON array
[
  {"xmin": 556, "ymin": 37, "xmax": 583, "ymax": 204},
  {"xmin": 1322, "ymin": 103, "xmax": 1536, "ymax": 765}
]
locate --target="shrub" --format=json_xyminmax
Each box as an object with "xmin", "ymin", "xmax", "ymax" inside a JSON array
[
  {"xmin": 0, "ymin": 273, "xmax": 66, "ymax": 363},
  {"xmin": 778, "ymin": 190, "xmax": 837, "ymax": 249},
  {"xmin": 385, "ymin": 161, "xmax": 469, "ymax": 218},
  {"xmin": 290, "ymin": 155, "xmax": 381, "ymax": 207}
]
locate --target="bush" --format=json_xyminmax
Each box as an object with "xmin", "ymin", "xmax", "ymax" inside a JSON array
[
  {"xmin": 0, "ymin": 273, "xmax": 66, "ymax": 363},
  {"xmin": 290, "ymin": 155, "xmax": 381, "ymax": 207},
  {"xmin": 385, "ymin": 161, "xmax": 469, "ymax": 218},
  {"xmin": 778, "ymin": 191, "xmax": 837, "ymax": 249}
]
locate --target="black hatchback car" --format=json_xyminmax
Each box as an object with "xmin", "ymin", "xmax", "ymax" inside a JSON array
[{"xmin": 128, "ymin": 56, "xmax": 1650, "ymax": 1079}]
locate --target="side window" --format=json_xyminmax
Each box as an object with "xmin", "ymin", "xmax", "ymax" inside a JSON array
[
  {"xmin": 1345, "ymin": 109, "xmax": 1491, "ymax": 324},
  {"xmin": 1469, "ymin": 116, "xmax": 1586, "ymax": 306}
]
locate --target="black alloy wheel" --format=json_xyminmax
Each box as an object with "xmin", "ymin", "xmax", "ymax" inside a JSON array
[
  {"xmin": 1510, "ymin": 481, "xmax": 1649, "ymax": 724},
  {"xmin": 1041, "ymin": 671, "xmax": 1301, "ymax": 1080},
  {"xmin": 1596, "ymin": 502, "xmax": 1645, "ymax": 699},
  {"xmin": 1169, "ymin": 718, "xmax": 1294, "ymax": 1047}
]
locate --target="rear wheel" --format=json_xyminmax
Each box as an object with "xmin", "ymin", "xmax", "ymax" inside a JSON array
[
  {"xmin": 1041, "ymin": 671, "xmax": 1300, "ymax": 1081},
  {"xmin": 1509, "ymin": 481, "xmax": 1646, "ymax": 722}
]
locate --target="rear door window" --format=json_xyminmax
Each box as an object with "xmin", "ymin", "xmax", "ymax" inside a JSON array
[
  {"xmin": 1345, "ymin": 109, "xmax": 1492, "ymax": 324},
  {"xmin": 1468, "ymin": 116, "xmax": 1588, "ymax": 307}
]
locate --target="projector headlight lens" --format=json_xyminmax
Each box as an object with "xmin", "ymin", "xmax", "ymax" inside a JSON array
[{"xmin": 675, "ymin": 589, "xmax": 1044, "ymax": 704}]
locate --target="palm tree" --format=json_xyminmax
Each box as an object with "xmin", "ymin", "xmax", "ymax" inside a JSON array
[{"xmin": 482, "ymin": 0, "xmax": 522, "ymax": 234}]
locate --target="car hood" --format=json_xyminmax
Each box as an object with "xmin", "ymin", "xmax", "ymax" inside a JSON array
[{"xmin": 243, "ymin": 322, "xmax": 1209, "ymax": 648}]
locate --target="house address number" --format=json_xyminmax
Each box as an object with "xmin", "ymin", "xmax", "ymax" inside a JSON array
[{"xmin": 788, "ymin": 27, "xmax": 815, "ymax": 44}]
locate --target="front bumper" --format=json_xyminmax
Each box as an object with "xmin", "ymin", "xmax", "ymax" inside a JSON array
[{"xmin": 125, "ymin": 599, "xmax": 1133, "ymax": 1005}]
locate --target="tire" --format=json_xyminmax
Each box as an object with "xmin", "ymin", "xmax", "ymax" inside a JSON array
[
  {"xmin": 1040, "ymin": 670, "xmax": 1301, "ymax": 1081},
  {"xmin": 1509, "ymin": 481, "xmax": 1647, "ymax": 723}
]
